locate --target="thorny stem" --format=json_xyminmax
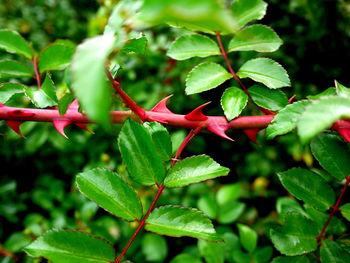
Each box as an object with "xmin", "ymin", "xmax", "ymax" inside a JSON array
[
  {"xmin": 33, "ymin": 56, "xmax": 41, "ymax": 89},
  {"xmin": 316, "ymin": 176, "xmax": 350, "ymax": 243},
  {"xmin": 115, "ymin": 128, "xmax": 201, "ymax": 262}
]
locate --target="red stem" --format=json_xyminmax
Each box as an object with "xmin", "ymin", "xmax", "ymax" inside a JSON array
[
  {"xmin": 215, "ymin": 32, "xmax": 248, "ymax": 95},
  {"xmin": 33, "ymin": 56, "xmax": 41, "ymax": 89},
  {"xmin": 316, "ymin": 176, "xmax": 350, "ymax": 243}
]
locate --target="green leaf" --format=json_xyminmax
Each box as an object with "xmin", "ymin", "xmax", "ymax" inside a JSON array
[
  {"xmin": 310, "ymin": 133, "xmax": 350, "ymax": 181},
  {"xmin": 24, "ymin": 230, "xmax": 115, "ymax": 263},
  {"xmin": 170, "ymin": 254, "xmax": 202, "ymax": 263},
  {"xmin": 0, "ymin": 83, "xmax": 25, "ymax": 103},
  {"xmin": 335, "ymin": 80, "xmax": 350, "ymax": 98},
  {"xmin": 71, "ymin": 34, "xmax": 115, "ymax": 127},
  {"xmin": 164, "ymin": 155, "xmax": 229, "ymax": 188},
  {"xmin": 167, "ymin": 34, "xmax": 220, "ymax": 60},
  {"xmin": 277, "ymin": 168, "xmax": 335, "ymax": 211},
  {"xmin": 237, "ymin": 58, "xmax": 290, "ymax": 89},
  {"xmin": 0, "ymin": 30, "xmax": 33, "ymax": 59},
  {"xmin": 320, "ymin": 240, "xmax": 350, "ymax": 263},
  {"xmin": 266, "ymin": 100, "xmax": 311, "ymax": 140},
  {"xmin": 197, "ymin": 194, "xmax": 218, "ymax": 219},
  {"xmin": 145, "ymin": 205, "xmax": 222, "ymax": 241},
  {"xmin": 340, "ymin": 203, "xmax": 350, "ymax": 222},
  {"xmin": 39, "ymin": 43, "xmax": 75, "ymax": 73},
  {"xmin": 59, "ymin": 93, "xmax": 75, "ymax": 115},
  {"xmin": 298, "ymin": 97, "xmax": 350, "ymax": 143},
  {"xmin": 25, "ymin": 74, "xmax": 58, "ymax": 108},
  {"xmin": 141, "ymin": 234, "xmax": 168, "ymax": 262},
  {"xmin": 237, "ymin": 224, "xmax": 258, "ymax": 253},
  {"xmin": 217, "ymin": 201, "xmax": 245, "ymax": 224},
  {"xmin": 216, "ymin": 183, "xmax": 241, "ymax": 205},
  {"xmin": 0, "ymin": 60, "xmax": 33, "ymax": 78},
  {"xmin": 122, "ymin": 35, "xmax": 148, "ymax": 54},
  {"xmin": 136, "ymin": 0, "xmax": 239, "ymax": 34},
  {"xmin": 143, "ymin": 122, "xmax": 172, "ymax": 161},
  {"xmin": 76, "ymin": 168, "xmax": 143, "ymax": 221},
  {"xmin": 198, "ymin": 239, "xmax": 225, "ymax": 263},
  {"xmin": 231, "ymin": 0, "xmax": 268, "ymax": 28},
  {"xmin": 228, "ymin": 25, "xmax": 282, "ymax": 52},
  {"xmin": 271, "ymin": 256, "xmax": 311, "ymax": 263},
  {"xmin": 249, "ymin": 84, "xmax": 288, "ymax": 111},
  {"xmin": 253, "ymin": 246, "xmax": 273, "ymax": 263},
  {"xmin": 185, "ymin": 63, "xmax": 232, "ymax": 95},
  {"xmin": 221, "ymin": 87, "xmax": 248, "ymax": 121},
  {"xmin": 270, "ymin": 212, "xmax": 319, "ymax": 256},
  {"xmin": 118, "ymin": 119, "xmax": 166, "ymax": 186},
  {"xmin": 307, "ymin": 87, "xmax": 336, "ymax": 100}
]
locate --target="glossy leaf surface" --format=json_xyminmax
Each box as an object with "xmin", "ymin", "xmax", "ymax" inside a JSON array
[
  {"xmin": 237, "ymin": 224, "xmax": 258, "ymax": 253},
  {"xmin": 144, "ymin": 122, "xmax": 172, "ymax": 161},
  {"xmin": 39, "ymin": 43, "xmax": 74, "ymax": 73},
  {"xmin": 0, "ymin": 60, "xmax": 33, "ymax": 78},
  {"xmin": 145, "ymin": 205, "xmax": 222, "ymax": 241},
  {"xmin": 320, "ymin": 240, "xmax": 350, "ymax": 263},
  {"xmin": 231, "ymin": 0, "xmax": 267, "ymax": 28},
  {"xmin": 0, "ymin": 83, "xmax": 25, "ymax": 103},
  {"xmin": 340, "ymin": 203, "xmax": 350, "ymax": 222},
  {"xmin": 221, "ymin": 87, "xmax": 248, "ymax": 121},
  {"xmin": 0, "ymin": 30, "xmax": 33, "ymax": 59},
  {"xmin": 249, "ymin": 84, "xmax": 288, "ymax": 111},
  {"xmin": 76, "ymin": 168, "xmax": 143, "ymax": 221}
]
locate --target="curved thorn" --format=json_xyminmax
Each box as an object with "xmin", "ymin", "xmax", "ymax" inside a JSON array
[
  {"xmin": 147, "ymin": 116, "xmax": 168, "ymax": 124},
  {"xmin": 68, "ymin": 100, "xmax": 80, "ymax": 111},
  {"xmin": 288, "ymin": 95, "xmax": 296, "ymax": 104},
  {"xmin": 337, "ymin": 128, "xmax": 350, "ymax": 143},
  {"xmin": 185, "ymin": 102, "xmax": 211, "ymax": 121},
  {"xmin": 151, "ymin": 95, "xmax": 173, "ymax": 113},
  {"xmin": 75, "ymin": 123, "xmax": 94, "ymax": 134},
  {"xmin": 52, "ymin": 119, "xmax": 73, "ymax": 139},
  {"xmin": 243, "ymin": 128, "xmax": 261, "ymax": 145},
  {"xmin": 0, "ymin": 103, "xmax": 4, "ymax": 107},
  {"xmin": 207, "ymin": 124, "xmax": 233, "ymax": 141},
  {"xmin": 6, "ymin": 120, "xmax": 24, "ymax": 137}
]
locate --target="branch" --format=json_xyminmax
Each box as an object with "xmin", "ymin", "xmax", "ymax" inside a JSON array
[{"xmin": 33, "ymin": 55, "xmax": 41, "ymax": 89}]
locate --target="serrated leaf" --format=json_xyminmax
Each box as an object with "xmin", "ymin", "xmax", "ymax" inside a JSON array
[
  {"xmin": 0, "ymin": 83, "xmax": 25, "ymax": 103},
  {"xmin": 164, "ymin": 155, "xmax": 229, "ymax": 188},
  {"xmin": 136, "ymin": 0, "xmax": 239, "ymax": 34},
  {"xmin": 167, "ymin": 34, "xmax": 220, "ymax": 60},
  {"xmin": 55, "ymin": 39, "xmax": 77, "ymax": 49},
  {"xmin": 231, "ymin": 0, "xmax": 267, "ymax": 28},
  {"xmin": 310, "ymin": 133, "xmax": 350, "ymax": 181},
  {"xmin": 237, "ymin": 224, "xmax": 258, "ymax": 253},
  {"xmin": 185, "ymin": 63, "xmax": 232, "ymax": 95},
  {"xmin": 277, "ymin": 168, "xmax": 335, "ymax": 211},
  {"xmin": 0, "ymin": 60, "xmax": 33, "ymax": 78},
  {"xmin": 307, "ymin": 87, "xmax": 336, "ymax": 100},
  {"xmin": 298, "ymin": 97, "xmax": 350, "ymax": 143},
  {"xmin": 0, "ymin": 30, "xmax": 33, "ymax": 59},
  {"xmin": 39, "ymin": 43, "xmax": 75, "ymax": 73},
  {"xmin": 320, "ymin": 240, "xmax": 350, "ymax": 263},
  {"xmin": 118, "ymin": 119, "xmax": 166, "ymax": 186},
  {"xmin": 145, "ymin": 205, "xmax": 222, "ymax": 241},
  {"xmin": 228, "ymin": 25, "xmax": 282, "ymax": 52},
  {"xmin": 266, "ymin": 100, "xmax": 311, "ymax": 140},
  {"xmin": 271, "ymin": 256, "xmax": 311, "ymax": 263},
  {"xmin": 122, "ymin": 35, "xmax": 147, "ymax": 54},
  {"xmin": 143, "ymin": 122, "xmax": 172, "ymax": 161},
  {"xmin": 71, "ymin": 34, "xmax": 115, "ymax": 128},
  {"xmin": 270, "ymin": 212, "xmax": 318, "ymax": 256},
  {"xmin": 59, "ymin": 93, "xmax": 75, "ymax": 115},
  {"xmin": 24, "ymin": 74, "xmax": 58, "ymax": 108},
  {"xmin": 335, "ymin": 80, "xmax": 350, "ymax": 98},
  {"xmin": 221, "ymin": 87, "xmax": 248, "ymax": 121},
  {"xmin": 340, "ymin": 203, "xmax": 350, "ymax": 222},
  {"xmin": 76, "ymin": 168, "xmax": 143, "ymax": 221},
  {"xmin": 249, "ymin": 84, "xmax": 288, "ymax": 111},
  {"xmin": 24, "ymin": 230, "xmax": 115, "ymax": 263},
  {"xmin": 237, "ymin": 58, "xmax": 290, "ymax": 89},
  {"xmin": 198, "ymin": 239, "xmax": 225, "ymax": 263}
]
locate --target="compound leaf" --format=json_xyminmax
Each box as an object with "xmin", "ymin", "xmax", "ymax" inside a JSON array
[
  {"xmin": 228, "ymin": 25, "xmax": 282, "ymax": 52},
  {"xmin": 167, "ymin": 34, "xmax": 220, "ymax": 60},
  {"xmin": 186, "ymin": 62, "xmax": 232, "ymax": 95},
  {"xmin": 24, "ymin": 230, "xmax": 115, "ymax": 263},
  {"xmin": 277, "ymin": 168, "xmax": 335, "ymax": 211},
  {"xmin": 0, "ymin": 30, "xmax": 33, "ymax": 59},
  {"xmin": 76, "ymin": 168, "xmax": 143, "ymax": 221},
  {"xmin": 237, "ymin": 58, "xmax": 290, "ymax": 89},
  {"xmin": 221, "ymin": 87, "xmax": 248, "ymax": 121},
  {"xmin": 118, "ymin": 119, "xmax": 166, "ymax": 186},
  {"xmin": 145, "ymin": 205, "xmax": 222, "ymax": 241},
  {"xmin": 164, "ymin": 155, "xmax": 229, "ymax": 188}
]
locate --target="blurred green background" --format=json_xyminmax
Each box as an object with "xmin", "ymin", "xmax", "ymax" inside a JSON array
[{"xmin": 0, "ymin": 0, "xmax": 350, "ymax": 262}]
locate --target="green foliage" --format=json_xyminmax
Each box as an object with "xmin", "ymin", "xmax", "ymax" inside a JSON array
[
  {"xmin": 221, "ymin": 87, "xmax": 248, "ymax": 121},
  {"xmin": 0, "ymin": 59, "xmax": 33, "ymax": 78},
  {"xmin": 38, "ymin": 43, "xmax": 75, "ymax": 73},
  {"xmin": 0, "ymin": 29, "xmax": 33, "ymax": 59},
  {"xmin": 248, "ymin": 85, "xmax": 288, "ymax": 111},
  {"xmin": 231, "ymin": 0, "xmax": 267, "ymax": 28}
]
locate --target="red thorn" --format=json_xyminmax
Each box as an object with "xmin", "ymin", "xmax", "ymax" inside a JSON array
[
  {"xmin": 68, "ymin": 100, "xmax": 80, "ymax": 111},
  {"xmin": 337, "ymin": 128, "xmax": 350, "ymax": 143},
  {"xmin": 75, "ymin": 123, "xmax": 94, "ymax": 134},
  {"xmin": 52, "ymin": 119, "xmax": 73, "ymax": 139},
  {"xmin": 151, "ymin": 95, "xmax": 173, "ymax": 114},
  {"xmin": 243, "ymin": 128, "xmax": 261, "ymax": 144},
  {"xmin": 185, "ymin": 102, "xmax": 211, "ymax": 121},
  {"xmin": 288, "ymin": 95, "xmax": 296, "ymax": 104},
  {"xmin": 207, "ymin": 125, "xmax": 233, "ymax": 141},
  {"xmin": 6, "ymin": 120, "xmax": 24, "ymax": 137},
  {"xmin": 258, "ymin": 107, "xmax": 275, "ymax": 115},
  {"xmin": 147, "ymin": 116, "xmax": 168, "ymax": 124},
  {"xmin": 0, "ymin": 103, "xmax": 4, "ymax": 107},
  {"xmin": 8, "ymin": 110, "xmax": 35, "ymax": 118}
]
